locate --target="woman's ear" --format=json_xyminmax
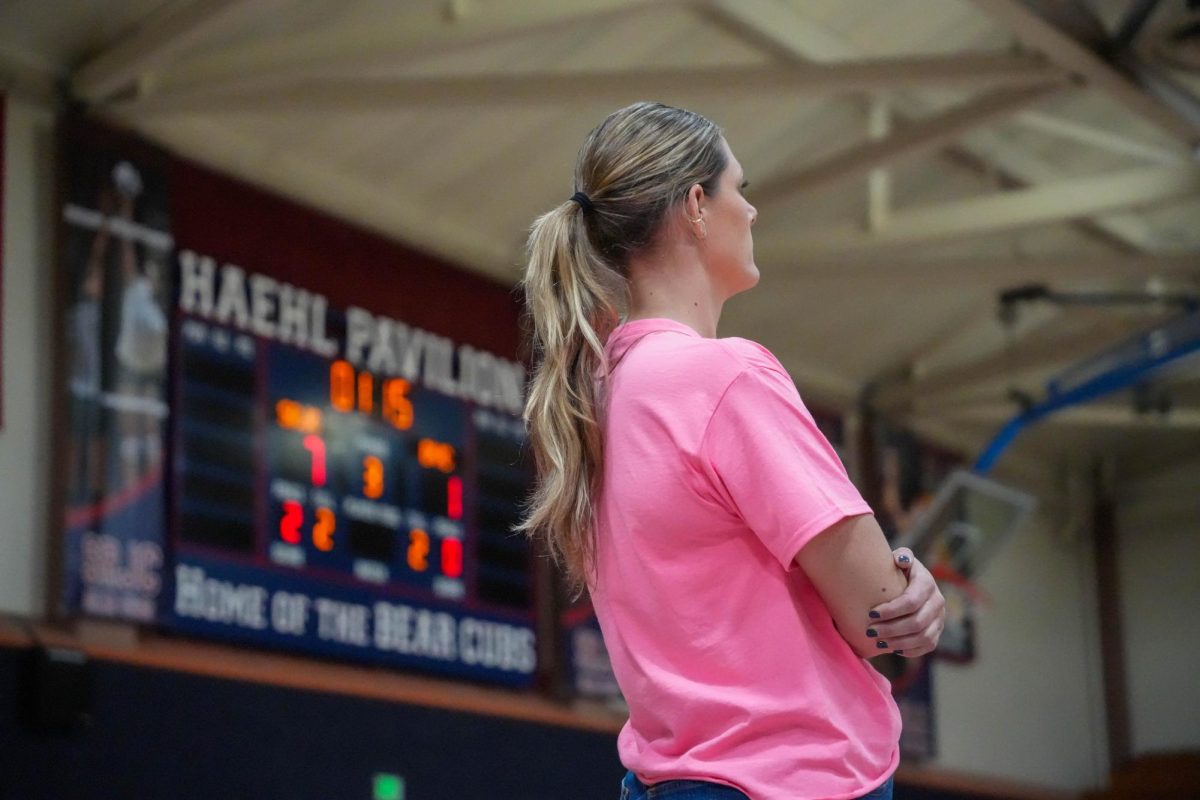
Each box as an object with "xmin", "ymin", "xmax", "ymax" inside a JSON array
[
  {"xmin": 682, "ymin": 184, "xmax": 708, "ymax": 239},
  {"xmin": 684, "ymin": 183, "xmax": 704, "ymax": 222}
]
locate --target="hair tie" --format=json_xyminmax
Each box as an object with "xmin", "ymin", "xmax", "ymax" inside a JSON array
[{"xmin": 569, "ymin": 191, "xmax": 594, "ymax": 213}]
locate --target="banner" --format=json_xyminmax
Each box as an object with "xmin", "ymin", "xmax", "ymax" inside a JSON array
[{"xmin": 60, "ymin": 129, "xmax": 172, "ymax": 624}]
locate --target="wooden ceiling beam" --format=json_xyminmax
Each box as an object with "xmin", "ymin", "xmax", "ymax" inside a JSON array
[
  {"xmin": 750, "ymin": 252, "xmax": 1200, "ymax": 284},
  {"xmin": 701, "ymin": 0, "xmax": 869, "ymax": 64},
  {"xmin": 115, "ymin": 54, "xmax": 1066, "ymax": 115},
  {"xmin": 751, "ymin": 82, "xmax": 1065, "ymax": 206},
  {"xmin": 702, "ymin": 0, "xmax": 1173, "ymax": 254},
  {"xmin": 966, "ymin": 0, "xmax": 1200, "ymax": 148},
  {"xmin": 71, "ymin": 0, "xmax": 263, "ymax": 104},
  {"xmin": 793, "ymin": 167, "xmax": 1200, "ymax": 254},
  {"xmin": 875, "ymin": 314, "xmax": 1165, "ymax": 411},
  {"xmin": 1013, "ymin": 111, "xmax": 1189, "ymax": 167},
  {"xmin": 127, "ymin": 0, "xmax": 665, "ymax": 101}
]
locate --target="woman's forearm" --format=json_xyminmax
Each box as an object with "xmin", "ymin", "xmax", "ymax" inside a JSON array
[{"xmin": 793, "ymin": 513, "xmax": 908, "ymax": 659}]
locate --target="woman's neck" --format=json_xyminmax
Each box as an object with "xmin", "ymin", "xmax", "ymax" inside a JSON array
[{"xmin": 625, "ymin": 247, "xmax": 723, "ymax": 338}]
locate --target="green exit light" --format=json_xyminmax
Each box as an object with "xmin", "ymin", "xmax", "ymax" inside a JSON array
[{"xmin": 373, "ymin": 773, "xmax": 404, "ymax": 800}]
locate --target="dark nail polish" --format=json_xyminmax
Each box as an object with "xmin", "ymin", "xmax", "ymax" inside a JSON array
[
  {"xmin": 869, "ymin": 610, "xmax": 881, "ymax": 619},
  {"xmin": 876, "ymin": 640, "xmax": 888, "ymax": 649},
  {"xmin": 898, "ymin": 555, "xmax": 911, "ymax": 564},
  {"xmin": 866, "ymin": 628, "xmax": 878, "ymax": 638}
]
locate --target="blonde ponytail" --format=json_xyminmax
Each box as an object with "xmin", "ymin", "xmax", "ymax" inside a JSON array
[
  {"xmin": 517, "ymin": 102, "xmax": 726, "ymax": 592},
  {"xmin": 517, "ymin": 200, "xmax": 624, "ymax": 590}
]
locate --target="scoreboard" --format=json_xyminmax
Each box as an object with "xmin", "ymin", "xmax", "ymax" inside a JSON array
[
  {"xmin": 167, "ymin": 257, "xmax": 536, "ymax": 683},
  {"xmin": 59, "ymin": 120, "xmax": 540, "ymax": 688}
]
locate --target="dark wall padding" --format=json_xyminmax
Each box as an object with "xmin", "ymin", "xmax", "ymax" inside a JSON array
[
  {"xmin": 0, "ymin": 645, "xmax": 623, "ymax": 800},
  {"xmin": 0, "ymin": 645, "xmax": 1015, "ymax": 800}
]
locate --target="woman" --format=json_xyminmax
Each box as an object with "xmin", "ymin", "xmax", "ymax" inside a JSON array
[{"xmin": 518, "ymin": 102, "xmax": 945, "ymax": 800}]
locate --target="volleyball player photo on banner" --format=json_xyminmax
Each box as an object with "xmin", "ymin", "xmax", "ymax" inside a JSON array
[{"xmin": 59, "ymin": 128, "xmax": 173, "ymax": 624}]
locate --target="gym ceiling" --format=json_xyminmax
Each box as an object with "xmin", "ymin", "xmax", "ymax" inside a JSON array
[{"xmin": 2, "ymin": 0, "xmax": 1199, "ymax": 482}]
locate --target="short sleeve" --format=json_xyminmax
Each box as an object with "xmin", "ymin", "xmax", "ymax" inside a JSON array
[{"xmin": 699, "ymin": 366, "xmax": 873, "ymax": 570}]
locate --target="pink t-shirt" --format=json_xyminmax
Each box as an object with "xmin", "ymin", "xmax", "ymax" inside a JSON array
[{"xmin": 591, "ymin": 317, "xmax": 900, "ymax": 800}]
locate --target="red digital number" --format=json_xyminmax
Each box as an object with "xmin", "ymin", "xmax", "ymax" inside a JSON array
[
  {"xmin": 303, "ymin": 435, "xmax": 327, "ymax": 486},
  {"xmin": 447, "ymin": 475, "xmax": 463, "ymax": 520},
  {"xmin": 281, "ymin": 500, "xmax": 303, "ymax": 544},
  {"xmin": 441, "ymin": 538, "xmax": 463, "ymax": 579}
]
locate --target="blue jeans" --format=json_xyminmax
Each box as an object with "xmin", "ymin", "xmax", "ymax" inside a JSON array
[{"xmin": 619, "ymin": 771, "xmax": 894, "ymax": 800}]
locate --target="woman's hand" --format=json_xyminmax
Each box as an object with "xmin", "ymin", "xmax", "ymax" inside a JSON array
[{"xmin": 867, "ymin": 549, "xmax": 945, "ymax": 658}]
